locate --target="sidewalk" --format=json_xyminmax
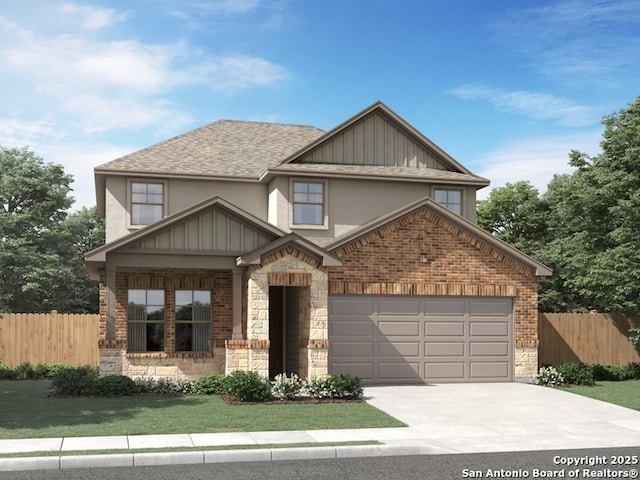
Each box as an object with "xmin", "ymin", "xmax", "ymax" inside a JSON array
[{"xmin": 0, "ymin": 428, "xmax": 442, "ymax": 471}]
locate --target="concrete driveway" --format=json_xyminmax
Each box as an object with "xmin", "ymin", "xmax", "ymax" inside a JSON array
[{"xmin": 363, "ymin": 383, "xmax": 640, "ymax": 453}]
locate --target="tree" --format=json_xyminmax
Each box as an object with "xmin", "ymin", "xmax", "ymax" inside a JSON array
[
  {"xmin": 476, "ymin": 96, "xmax": 640, "ymax": 314},
  {"xmin": 476, "ymin": 181, "xmax": 547, "ymax": 253},
  {"xmin": 540, "ymin": 96, "xmax": 640, "ymax": 314},
  {"xmin": 0, "ymin": 147, "xmax": 103, "ymax": 313}
]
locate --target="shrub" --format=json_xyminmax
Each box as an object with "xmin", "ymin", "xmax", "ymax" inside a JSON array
[
  {"xmin": 14, "ymin": 362, "xmax": 37, "ymax": 380},
  {"xmin": 305, "ymin": 376, "xmax": 332, "ymax": 399},
  {"xmin": 96, "ymin": 375, "xmax": 138, "ymax": 396},
  {"xmin": 0, "ymin": 363, "xmax": 16, "ymax": 380},
  {"xmin": 625, "ymin": 362, "xmax": 640, "ymax": 380},
  {"xmin": 555, "ymin": 362, "xmax": 595, "ymax": 386},
  {"xmin": 628, "ymin": 327, "xmax": 640, "ymax": 348},
  {"xmin": 271, "ymin": 373, "xmax": 305, "ymax": 400},
  {"xmin": 534, "ymin": 366, "xmax": 565, "ymax": 386},
  {"xmin": 306, "ymin": 373, "xmax": 363, "ymax": 399},
  {"xmin": 135, "ymin": 377, "xmax": 195, "ymax": 395},
  {"xmin": 592, "ymin": 364, "xmax": 630, "ymax": 381},
  {"xmin": 326, "ymin": 372, "xmax": 363, "ymax": 398},
  {"xmin": 193, "ymin": 375, "xmax": 228, "ymax": 395},
  {"xmin": 225, "ymin": 370, "xmax": 272, "ymax": 402},
  {"xmin": 34, "ymin": 363, "xmax": 73, "ymax": 379},
  {"xmin": 50, "ymin": 365, "xmax": 99, "ymax": 396}
]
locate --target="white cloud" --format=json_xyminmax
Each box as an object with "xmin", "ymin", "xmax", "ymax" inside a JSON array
[
  {"xmin": 474, "ymin": 131, "xmax": 602, "ymax": 200},
  {"xmin": 0, "ymin": 1, "xmax": 291, "ymax": 210},
  {"xmin": 58, "ymin": 3, "xmax": 126, "ymax": 30},
  {"xmin": 493, "ymin": 0, "xmax": 640, "ymax": 80},
  {"xmin": 449, "ymin": 84, "xmax": 594, "ymax": 127}
]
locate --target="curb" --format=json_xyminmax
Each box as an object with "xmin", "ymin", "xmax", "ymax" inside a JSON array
[{"xmin": 0, "ymin": 444, "xmax": 436, "ymax": 472}]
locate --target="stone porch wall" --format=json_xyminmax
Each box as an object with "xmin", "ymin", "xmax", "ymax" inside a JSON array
[
  {"xmin": 227, "ymin": 247, "xmax": 329, "ymax": 379},
  {"xmin": 99, "ymin": 345, "xmax": 226, "ymax": 379}
]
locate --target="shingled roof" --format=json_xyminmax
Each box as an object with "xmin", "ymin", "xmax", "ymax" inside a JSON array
[{"xmin": 96, "ymin": 120, "xmax": 325, "ymax": 179}]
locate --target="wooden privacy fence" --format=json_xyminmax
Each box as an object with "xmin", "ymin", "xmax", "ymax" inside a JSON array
[
  {"xmin": 0, "ymin": 312, "xmax": 99, "ymax": 367},
  {"xmin": 539, "ymin": 312, "xmax": 640, "ymax": 367}
]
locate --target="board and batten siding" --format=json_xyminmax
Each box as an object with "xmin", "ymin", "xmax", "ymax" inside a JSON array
[
  {"xmin": 127, "ymin": 207, "xmax": 274, "ymax": 254},
  {"xmin": 300, "ymin": 112, "xmax": 448, "ymax": 170}
]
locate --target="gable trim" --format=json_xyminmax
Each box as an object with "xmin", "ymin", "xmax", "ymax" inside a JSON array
[
  {"xmin": 277, "ymin": 101, "xmax": 476, "ymax": 175},
  {"xmin": 237, "ymin": 233, "xmax": 342, "ymax": 268},
  {"xmin": 327, "ymin": 196, "xmax": 552, "ymax": 277},
  {"xmin": 86, "ymin": 196, "xmax": 286, "ymax": 278}
]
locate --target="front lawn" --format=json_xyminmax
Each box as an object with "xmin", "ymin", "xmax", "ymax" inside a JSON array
[
  {"xmin": 0, "ymin": 381, "xmax": 405, "ymax": 439},
  {"xmin": 559, "ymin": 380, "xmax": 640, "ymax": 411}
]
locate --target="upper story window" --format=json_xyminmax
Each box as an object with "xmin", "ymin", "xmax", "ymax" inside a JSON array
[
  {"xmin": 292, "ymin": 180, "xmax": 326, "ymax": 227},
  {"xmin": 434, "ymin": 188, "xmax": 462, "ymax": 215},
  {"xmin": 131, "ymin": 181, "xmax": 164, "ymax": 225}
]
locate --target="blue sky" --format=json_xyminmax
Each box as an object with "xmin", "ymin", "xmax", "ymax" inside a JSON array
[{"xmin": 1, "ymin": 0, "xmax": 639, "ymax": 210}]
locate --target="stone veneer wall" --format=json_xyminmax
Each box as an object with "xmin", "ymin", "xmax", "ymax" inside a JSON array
[
  {"xmin": 98, "ymin": 268, "xmax": 232, "ymax": 379},
  {"xmin": 329, "ymin": 207, "xmax": 540, "ymax": 380},
  {"xmin": 225, "ymin": 246, "xmax": 329, "ymax": 379}
]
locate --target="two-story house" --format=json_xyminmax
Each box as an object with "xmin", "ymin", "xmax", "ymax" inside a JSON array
[{"xmin": 86, "ymin": 102, "xmax": 551, "ymax": 384}]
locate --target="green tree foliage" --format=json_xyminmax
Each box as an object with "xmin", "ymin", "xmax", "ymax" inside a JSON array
[
  {"xmin": 477, "ymin": 96, "xmax": 640, "ymax": 314},
  {"xmin": 0, "ymin": 147, "xmax": 104, "ymax": 313},
  {"xmin": 476, "ymin": 181, "xmax": 547, "ymax": 253}
]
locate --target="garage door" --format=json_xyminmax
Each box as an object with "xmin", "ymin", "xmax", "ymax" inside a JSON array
[{"xmin": 328, "ymin": 295, "xmax": 513, "ymax": 384}]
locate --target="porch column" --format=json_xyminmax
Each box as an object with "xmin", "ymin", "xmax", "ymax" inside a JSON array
[
  {"xmin": 105, "ymin": 267, "xmax": 116, "ymax": 341},
  {"xmin": 232, "ymin": 267, "xmax": 244, "ymax": 339}
]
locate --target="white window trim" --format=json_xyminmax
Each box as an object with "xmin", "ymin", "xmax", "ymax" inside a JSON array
[
  {"xmin": 433, "ymin": 187, "xmax": 463, "ymax": 216},
  {"xmin": 127, "ymin": 178, "xmax": 168, "ymax": 229},
  {"xmin": 289, "ymin": 178, "xmax": 329, "ymax": 230}
]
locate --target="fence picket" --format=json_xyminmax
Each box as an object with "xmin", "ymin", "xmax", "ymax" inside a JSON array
[
  {"xmin": 539, "ymin": 312, "xmax": 640, "ymax": 366},
  {"xmin": 0, "ymin": 312, "xmax": 99, "ymax": 367}
]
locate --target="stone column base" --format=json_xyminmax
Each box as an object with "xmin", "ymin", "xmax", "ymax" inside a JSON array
[{"xmin": 515, "ymin": 347, "xmax": 538, "ymax": 382}]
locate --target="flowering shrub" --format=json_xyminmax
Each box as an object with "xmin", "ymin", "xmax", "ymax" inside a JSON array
[
  {"xmin": 534, "ymin": 366, "xmax": 565, "ymax": 387},
  {"xmin": 135, "ymin": 377, "xmax": 195, "ymax": 395},
  {"xmin": 306, "ymin": 373, "xmax": 363, "ymax": 399},
  {"xmin": 271, "ymin": 373, "xmax": 305, "ymax": 399}
]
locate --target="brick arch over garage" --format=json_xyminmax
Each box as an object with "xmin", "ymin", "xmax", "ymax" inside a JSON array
[{"xmin": 328, "ymin": 207, "xmax": 539, "ymax": 380}]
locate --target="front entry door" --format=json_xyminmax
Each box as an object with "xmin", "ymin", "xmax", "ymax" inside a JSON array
[
  {"xmin": 269, "ymin": 286, "xmax": 285, "ymax": 378},
  {"xmin": 269, "ymin": 286, "xmax": 302, "ymax": 379}
]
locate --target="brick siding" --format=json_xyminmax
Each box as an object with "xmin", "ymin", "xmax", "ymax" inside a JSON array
[{"xmin": 329, "ymin": 207, "xmax": 540, "ymax": 351}]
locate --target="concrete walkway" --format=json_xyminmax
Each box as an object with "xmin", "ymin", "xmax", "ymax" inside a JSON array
[{"xmin": 1, "ymin": 383, "xmax": 639, "ymax": 471}]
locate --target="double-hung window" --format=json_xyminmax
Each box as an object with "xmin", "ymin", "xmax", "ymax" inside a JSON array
[
  {"xmin": 131, "ymin": 182, "xmax": 164, "ymax": 225},
  {"xmin": 434, "ymin": 189, "xmax": 462, "ymax": 215},
  {"xmin": 175, "ymin": 290, "xmax": 212, "ymax": 352},
  {"xmin": 292, "ymin": 181, "xmax": 325, "ymax": 226},
  {"xmin": 127, "ymin": 289, "xmax": 165, "ymax": 352}
]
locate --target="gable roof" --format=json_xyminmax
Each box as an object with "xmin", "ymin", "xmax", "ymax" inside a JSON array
[
  {"xmin": 327, "ymin": 196, "xmax": 552, "ymax": 277},
  {"xmin": 94, "ymin": 120, "xmax": 325, "ymax": 215},
  {"xmin": 85, "ymin": 196, "xmax": 286, "ymax": 279},
  {"xmin": 263, "ymin": 101, "xmax": 489, "ymax": 187},
  {"xmin": 237, "ymin": 233, "xmax": 342, "ymax": 268}
]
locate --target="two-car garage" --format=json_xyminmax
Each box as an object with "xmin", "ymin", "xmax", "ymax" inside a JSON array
[{"xmin": 328, "ymin": 295, "xmax": 514, "ymax": 384}]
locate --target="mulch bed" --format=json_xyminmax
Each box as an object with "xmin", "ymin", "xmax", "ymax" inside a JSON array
[{"xmin": 220, "ymin": 394, "xmax": 363, "ymax": 405}]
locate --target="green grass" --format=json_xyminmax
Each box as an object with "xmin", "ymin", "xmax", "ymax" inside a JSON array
[
  {"xmin": 559, "ymin": 380, "xmax": 640, "ymax": 411},
  {"xmin": 0, "ymin": 381, "xmax": 405, "ymax": 439}
]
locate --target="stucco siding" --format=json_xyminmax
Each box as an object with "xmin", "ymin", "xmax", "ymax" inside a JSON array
[
  {"xmin": 103, "ymin": 177, "xmax": 267, "ymax": 243},
  {"xmin": 290, "ymin": 178, "xmax": 478, "ymax": 245}
]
